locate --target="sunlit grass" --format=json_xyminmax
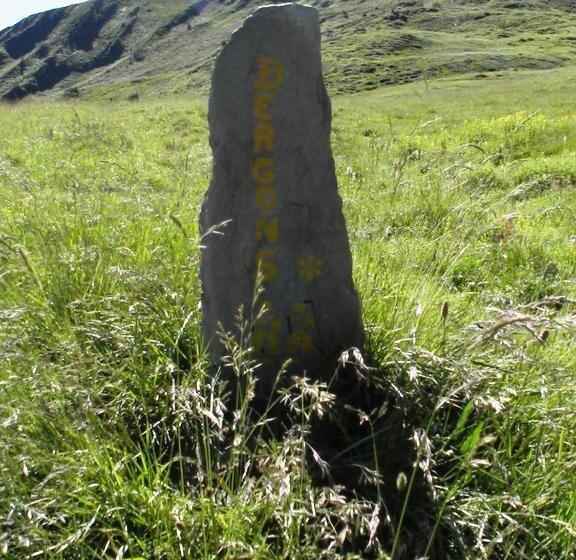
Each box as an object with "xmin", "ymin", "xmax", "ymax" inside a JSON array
[{"xmin": 0, "ymin": 69, "xmax": 575, "ymax": 558}]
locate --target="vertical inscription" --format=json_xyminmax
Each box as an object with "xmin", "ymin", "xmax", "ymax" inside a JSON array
[
  {"xmin": 251, "ymin": 57, "xmax": 283, "ymax": 355},
  {"xmin": 250, "ymin": 56, "xmax": 324, "ymax": 362}
]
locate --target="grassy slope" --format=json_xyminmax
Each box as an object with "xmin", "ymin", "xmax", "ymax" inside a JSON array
[
  {"xmin": 320, "ymin": 0, "xmax": 576, "ymax": 93},
  {"xmin": 3, "ymin": 0, "xmax": 576, "ymax": 100},
  {"xmin": 0, "ymin": 65, "xmax": 575, "ymax": 557},
  {"xmin": 87, "ymin": 0, "xmax": 576, "ymax": 98}
]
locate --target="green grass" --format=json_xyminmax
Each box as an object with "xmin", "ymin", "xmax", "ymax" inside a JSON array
[
  {"xmin": 0, "ymin": 66, "xmax": 575, "ymax": 558},
  {"xmin": 6, "ymin": 0, "xmax": 576, "ymax": 101},
  {"xmin": 319, "ymin": 0, "xmax": 576, "ymax": 94}
]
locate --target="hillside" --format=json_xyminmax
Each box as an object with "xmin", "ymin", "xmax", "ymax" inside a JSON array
[{"xmin": 1, "ymin": 0, "xmax": 576, "ymax": 100}]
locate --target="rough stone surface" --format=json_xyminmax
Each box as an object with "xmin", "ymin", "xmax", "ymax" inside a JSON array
[{"xmin": 200, "ymin": 2, "xmax": 363, "ymax": 388}]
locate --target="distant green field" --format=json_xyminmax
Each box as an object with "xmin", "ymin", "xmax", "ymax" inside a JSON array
[{"xmin": 0, "ymin": 67, "xmax": 575, "ymax": 558}]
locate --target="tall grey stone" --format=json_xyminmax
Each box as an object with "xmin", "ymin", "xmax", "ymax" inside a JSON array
[{"xmin": 200, "ymin": 3, "xmax": 363, "ymax": 390}]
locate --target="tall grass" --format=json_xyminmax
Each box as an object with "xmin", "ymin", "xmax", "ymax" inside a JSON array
[{"xmin": 0, "ymin": 71, "xmax": 575, "ymax": 558}]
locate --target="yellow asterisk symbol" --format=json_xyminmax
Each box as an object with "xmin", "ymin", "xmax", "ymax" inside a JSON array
[{"xmin": 298, "ymin": 254, "xmax": 323, "ymax": 282}]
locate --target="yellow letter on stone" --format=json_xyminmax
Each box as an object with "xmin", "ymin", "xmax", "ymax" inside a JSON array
[
  {"xmin": 252, "ymin": 157, "xmax": 275, "ymax": 186},
  {"xmin": 256, "ymin": 248, "xmax": 278, "ymax": 281},
  {"xmin": 288, "ymin": 330, "xmax": 314, "ymax": 355},
  {"xmin": 256, "ymin": 57, "xmax": 285, "ymax": 92},
  {"xmin": 256, "ymin": 217, "xmax": 279, "ymax": 244},
  {"xmin": 255, "ymin": 186, "xmax": 277, "ymax": 212},
  {"xmin": 254, "ymin": 123, "xmax": 275, "ymax": 154},
  {"xmin": 254, "ymin": 93, "xmax": 274, "ymax": 121}
]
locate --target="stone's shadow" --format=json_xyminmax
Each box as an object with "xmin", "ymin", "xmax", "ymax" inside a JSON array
[
  {"xmin": 219, "ymin": 350, "xmax": 453, "ymax": 558},
  {"xmin": 152, "ymin": 342, "xmax": 464, "ymax": 559},
  {"xmin": 306, "ymin": 359, "xmax": 444, "ymax": 559}
]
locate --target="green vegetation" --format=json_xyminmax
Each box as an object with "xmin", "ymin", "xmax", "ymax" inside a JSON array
[
  {"xmin": 1, "ymin": 66, "xmax": 575, "ymax": 558},
  {"xmin": 4, "ymin": 0, "xmax": 576, "ymax": 101},
  {"xmin": 321, "ymin": 0, "xmax": 576, "ymax": 93}
]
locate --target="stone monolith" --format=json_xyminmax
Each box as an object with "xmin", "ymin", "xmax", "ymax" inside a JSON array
[{"xmin": 200, "ymin": 3, "xmax": 363, "ymax": 390}]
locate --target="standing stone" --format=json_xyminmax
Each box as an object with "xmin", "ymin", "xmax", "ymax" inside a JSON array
[{"xmin": 200, "ymin": 3, "xmax": 363, "ymax": 390}]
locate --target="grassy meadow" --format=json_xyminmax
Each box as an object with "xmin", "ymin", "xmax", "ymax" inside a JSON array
[{"xmin": 0, "ymin": 66, "xmax": 575, "ymax": 558}]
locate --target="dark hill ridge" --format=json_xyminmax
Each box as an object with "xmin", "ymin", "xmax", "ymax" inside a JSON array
[{"xmin": 1, "ymin": 0, "xmax": 576, "ymax": 100}]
